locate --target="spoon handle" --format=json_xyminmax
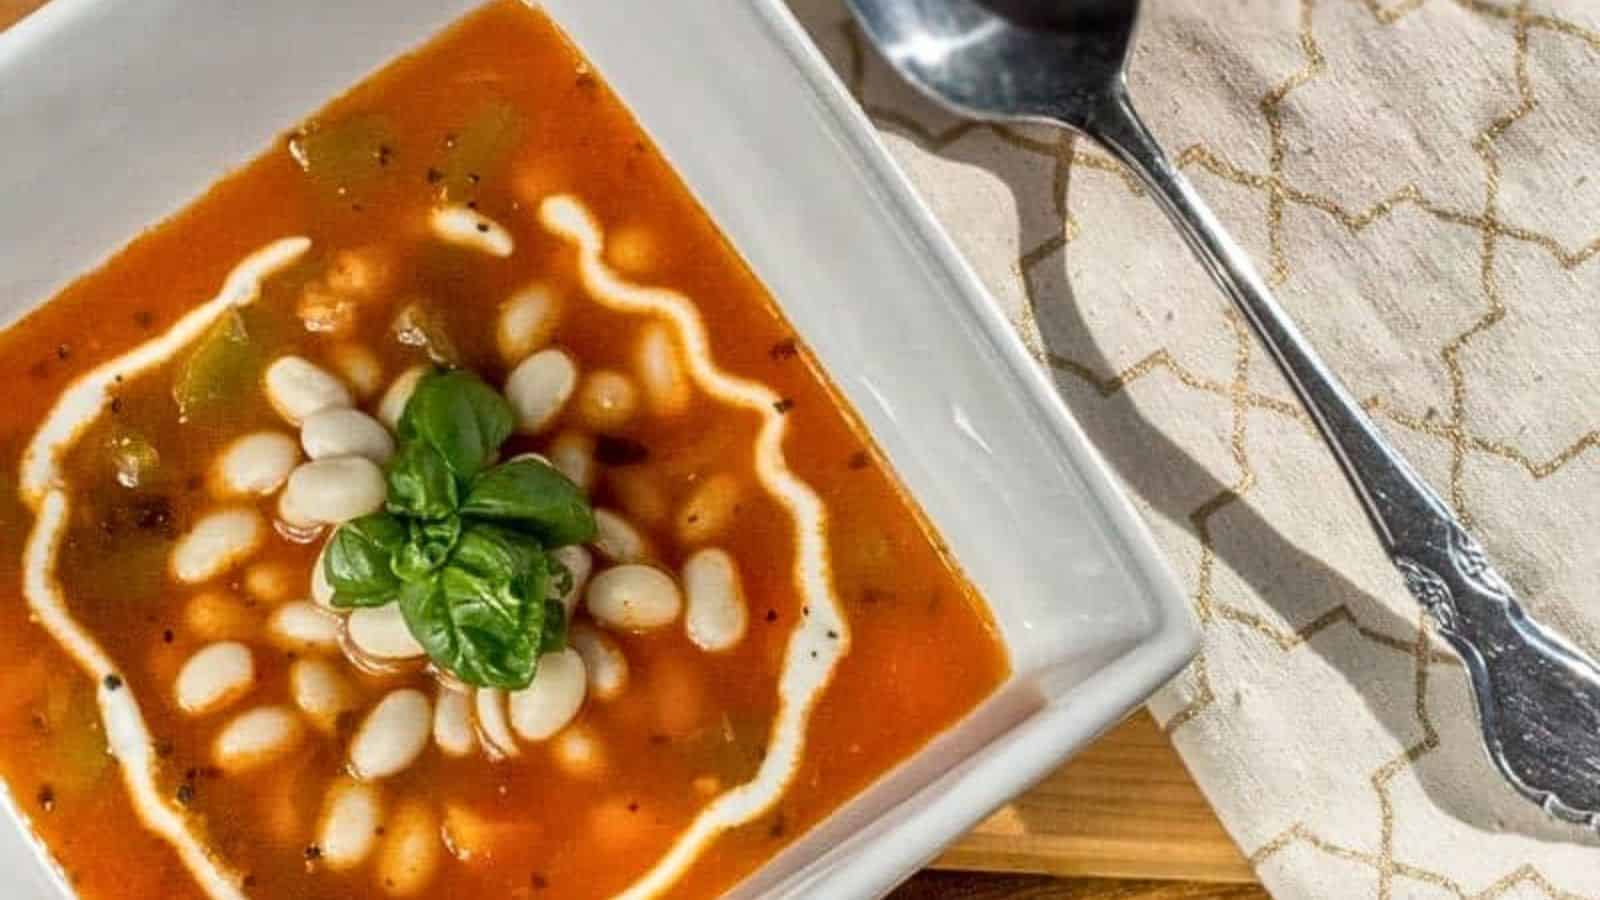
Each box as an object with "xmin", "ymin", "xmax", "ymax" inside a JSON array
[{"xmin": 1078, "ymin": 88, "xmax": 1600, "ymax": 823}]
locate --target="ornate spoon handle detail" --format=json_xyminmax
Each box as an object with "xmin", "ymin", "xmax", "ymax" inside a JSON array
[{"xmin": 1082, "ymin": 88, "xmax": 1600, "ymax": 826}]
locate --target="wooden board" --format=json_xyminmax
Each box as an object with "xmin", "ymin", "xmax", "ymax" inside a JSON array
[
  {"xmin": 898, "ymin": 873, "xmax": 1268, "ymax": 899},
  {"xmin": 934, "ymin": 712, "xmax": 1254, "ymax": 884}
]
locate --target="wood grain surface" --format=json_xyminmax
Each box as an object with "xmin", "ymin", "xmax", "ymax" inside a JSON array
[
  {"xmin": 0, "ymin": 2, "xmax": 1259, "ymax": 896},
  {"xmin": 937, "ymin": 713, "xmax": 1251, "ymax": 883},
  {"xmin": 895, "ymin": 873, "xmax": 1266, "ymax": 900}
]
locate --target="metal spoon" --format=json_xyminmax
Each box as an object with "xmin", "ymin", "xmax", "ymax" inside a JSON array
[{"xmin": 846, "ymin": 0, "xmax": 1600, "ymax": 826}]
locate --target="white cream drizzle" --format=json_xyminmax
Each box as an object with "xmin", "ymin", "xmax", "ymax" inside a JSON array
[
  {"xmin": 19, "ymin": 237, "xmax": 311, "ymax": 900},
  {"xmin": 539, "ymin": 194, "xmax": 851, "ymax": 900}
]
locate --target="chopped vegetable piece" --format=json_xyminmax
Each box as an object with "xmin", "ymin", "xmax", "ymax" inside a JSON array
[
  {"xmin": 436, "ymin": 100, "xmax": 523, "ymax": 202},
  {"xmin": 106, "ymin": 430, "xmax": 160, "ymax": 489},
  {"xmin": 289, "ymin": 113, "xmax": 398, "ymax": 197},
  {"xmin": 392, "ymin": 301, "xmax": 461, "ymax": 367},
  {"xmin": 172, "ymin": 308, "xmax": 258, "ymax": 422}
]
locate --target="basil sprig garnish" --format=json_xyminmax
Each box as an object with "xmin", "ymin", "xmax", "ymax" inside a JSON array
[{"xmin": 322, "ymin": 369, "xmax": 596, "ymax": 689}]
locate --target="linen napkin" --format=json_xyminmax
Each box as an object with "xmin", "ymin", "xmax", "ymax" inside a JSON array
[{"xmin": 786, "ymin": 1, "xmax": 1600, "ymax": 898}]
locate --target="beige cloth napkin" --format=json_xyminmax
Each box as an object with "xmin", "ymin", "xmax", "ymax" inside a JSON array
[{"xmin": 787, "ymin": 1, "xmax": 1600, "ymax": 897}]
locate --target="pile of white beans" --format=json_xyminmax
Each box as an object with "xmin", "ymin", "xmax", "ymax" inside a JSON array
[{"xmin": 160, "ymin": 209, "xmax": 758, "ymax": 892}]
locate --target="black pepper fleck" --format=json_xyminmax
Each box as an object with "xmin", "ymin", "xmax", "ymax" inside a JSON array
[
  {"xmin": 55, "ymin": 344, "xmax": 71, "ymax": 361},
  {"xmin": 133, "ymin": 310, "xmax": 155, "ymax": 329},
  {"xmin": 162, "ymin": 629, "xmax": 175, "ymax": 644},
  {"xmin": 426, "ymin": 167, "xmax": 444, "ymax": 184},
  {"xmin": 476, "ymin": 223, "xmax": 490, "ymax": 233},
  {"xmin": 765, "ymin": 609, "xmax": 778, "ymax": 623},
  {"xmin": 102, "ymin": 674, "xmax": 122, "ymax": 691},
  {"xmin": 768, "ymin": 338, "xmax": 798, "ymax": 360},
  {"xmin": 109, "ymin": 397, "xmax": 123, "ymax": 415},
  {"xmin": 303, "ymin": 844, "xmax": 323, "ymax": 862},
  {"xmin": 826, "ymin": 630, "xmax": 839, "ymax": 640},
  {"xmin": 175, "ymin": 783, "xmax": 195, "ymax": 806},
  {"xmin": 36, "ymin": 785, "xmax": 54, "ymax": 812},
  {"xmin": 847, "ymin": 451, "xmax": 870, "ymax": 470},
  {"xmin": 772, "ymin": 398, "xmax": 795, "ymax": 414}
]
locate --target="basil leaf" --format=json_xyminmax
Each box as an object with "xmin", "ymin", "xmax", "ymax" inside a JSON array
[
  {"xmin": 392, "ymin": 516, "xmax": 461, "ymax": 582},
  {"xmin": 539, "ymin": 598, "xmax": 567, "ymax": 655},
  {"xmin": 397, "ymin": 562, "xmax": 543, "ymax": 690},
  {"xmin": 398, "ymin": 370, "xmax": 514, "ymax": 480},
  {"xmin": 386, "ymin": 441, "xmax": 458, "ymax": 520},
  {"xmin": 325, "ymin": 513, "xmax": 407, "ymax": 607},
  {"xmin": 452, "ymin": 521, "xmax": 544, "ymax": 579},
  {"xmin": 460, "ymin": 458, "xmax": 596, "ymax": 546}
]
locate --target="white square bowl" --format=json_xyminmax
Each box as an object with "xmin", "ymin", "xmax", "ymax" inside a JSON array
[{"xmin": 0, "ymin": 1, "xmax": 1197, "ymax": 897}]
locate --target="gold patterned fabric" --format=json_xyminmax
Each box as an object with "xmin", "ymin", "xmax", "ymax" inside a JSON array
[{"xmin": 786, "ymin": 1, "xmax": 1600, "ymax": 897}]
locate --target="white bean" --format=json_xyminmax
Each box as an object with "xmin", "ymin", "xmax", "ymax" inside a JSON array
[
  {"xmin": 330, "ymin": 343, "xmax": 384, "ymax": 399},
  {"xmin": 430, "ymin": 205, "xmax": 513, "ymax": 257},
  {"xmin": 591, "ymin": 508, "xmax": 650, "ymax": 563},
  {"xmin": 350, "ymin": 690, "xmax": 432, "ymax": 780},
  {"xmin": 585, "ymin": 564, "xmax": 682, "ymax": 632},
  {"xmin": 175, "ymin": 642, "xmax": 255, "ymax": 716},
  {"xmin": 214, "ymin": 706, "xmax": 304, "ymax": 774},
  {"xmin": 497, "ymin": 285, "xmax": 560, "ymax": 364},
  {"xmin": 635, "ymin": 322, "xmax": 691, "ymax": 417},
  {"xmin": 569, "ymin": 625, "xmax": 629, "ymax": 701},
  {"xmin": 301, "ymin": 408, "xmax": 394, "ymax": 463},
  {"xmin": 551, "ymin": 725, "xmax": 606, "ymax": 779},
  {"xmin": 318, "ymin": 777, "xmax": 383, "ymax": 871},
  {"xmin": 326, "ymin": 246, "xmax": 393, "ymax": 299},
  {"xmin": 279, "ymin": 457, "xmax": 385, "ymax": 527},
  {"xmin": 676, "ymin": 473, "xmax": 740, "ymax": 546},
  {"xmin": 243, "ymin": 561, "xmax": 297, "ymax": 603},
  {"xmin": 289, "ymin": 658, "xmax": 358, "ymax": 733},
  {"xmin": 375, "ymin": 798, "xmax": 441, "ymax": 896},
  {"xmin": 433, "ymin": 688, "xmax": 477, "ymax": 757},
  {"xmin": 183, "ymin": 591, "xmax": 260, "ymax": 642},
  {"xmin": 574, "ymin": 370, "xmax": 639, "ymax": 431},
  {"xmin": 548, "ymin": 429, "xmax": 595, "ymax": 492},
  {"xmin": 172, "ymin": 507, "xmax": 265, "ymax": 584},
  {"xmin": 607, "ymin": 224, "xmax": 656, "ymax": 273},
  {"xmin": 347, "ymin": 604, "xmax": 424, "ymax": 660},
  {"xmin": 550, "ymin": 544, "xmax": 593, "ymax": 619},
  {"xmin": 264, "ymin": 355, "xmax": 352, "ymax": 425},
  {"xmin": 378, "ymin": 365, "xmax": 428, "ymax": 431},
  {"xmin": 505, "ymin": 348, "xmax": 577, "ymax": 435},
  {"xmin": 683, "ymin": 549, "xmax": 749, "ymax": 652},
  {"xmin": 268, "ymin": 602, "xmax": 341, "ymax": 653},
  {"xmin": 312, "ymin": 540, "xmax": 335, "ymax": 609},
  {"xmin": 609, "ymin": 468, "xmax": 668, "ymax": 526},
  {"xmin": 210, "ymin": 431, "xmax": 299, "ymax": 497},
  {"xmin": 474, "ymin": 688, "xmax": 520, "ymax": 760},
  {"xmin": 508, "ymin": 649, "xmax": 586, "ymax": 742}
]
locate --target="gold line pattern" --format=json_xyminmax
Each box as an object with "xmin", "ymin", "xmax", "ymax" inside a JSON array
[{"xmin": 822, "ymin": 0, "xmax": 1600, "ymax": 895}]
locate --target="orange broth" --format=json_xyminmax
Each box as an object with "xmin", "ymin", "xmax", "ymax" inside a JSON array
[{"xmin": 0, "ymin": 3, "xmax": 1008, "ymax": 897}]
